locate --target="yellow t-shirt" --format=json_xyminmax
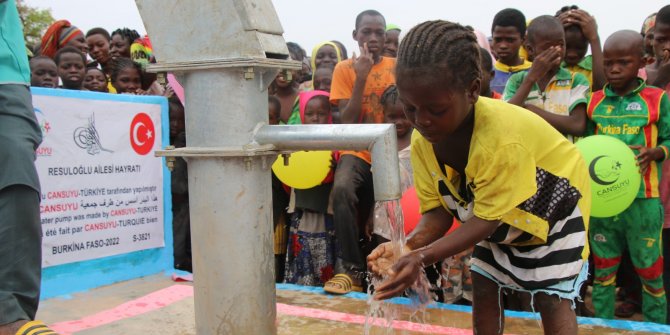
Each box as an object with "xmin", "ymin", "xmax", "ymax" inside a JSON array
[{"xmin": 411, "ymin": 97, "xmax": 590, "ymax": 252}]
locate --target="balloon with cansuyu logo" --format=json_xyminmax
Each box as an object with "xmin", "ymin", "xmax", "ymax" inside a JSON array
[{"xmin": 575, "ymin": 135, "xmax": 641, "ymax": 218}]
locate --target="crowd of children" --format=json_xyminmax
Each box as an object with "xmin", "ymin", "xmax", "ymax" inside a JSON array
[{"xmin": 23, "ymin": 3, "xmax": 670, "ymax": 331}]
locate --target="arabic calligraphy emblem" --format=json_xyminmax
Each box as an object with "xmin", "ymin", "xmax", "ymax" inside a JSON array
[{"xmin": 73, "ymin": 114, "xmax": 113, "ymax": 155}]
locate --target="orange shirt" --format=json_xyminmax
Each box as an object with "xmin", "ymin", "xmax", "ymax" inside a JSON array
[{"xmin": 330, "ymin": 56, "xmax": 396, "ymax": 163}]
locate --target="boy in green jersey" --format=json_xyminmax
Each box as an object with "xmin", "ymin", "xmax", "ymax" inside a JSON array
[{"xmin": 587, "ymin": 30, "xmax": 670, "ymax": 324}]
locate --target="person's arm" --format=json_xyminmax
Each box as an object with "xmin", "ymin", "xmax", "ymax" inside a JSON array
[
  {"xmin": 406, "ymin": 206, "xmax": 453, "ymax": 250},
  {"xmin": 367, "ymin": 201, "xmax": 453, "ymax": 276},
  {"xmin": 339, "ymin": 43, "xmax": 374, "ymax": 123},
  {"xmin": 507, "ymin": 46, "xmax": 562, "ymax": 106},
  {"xmin": 632, "ymin": 93, "xmax": 670, "ymax": 174},
  {"xmin": 524, "ymin": 103, "xmax": 587, "ymax": 136},
  {"xmin": 373, "ymin": 215, "xmax": 499, "ymax": 300}
]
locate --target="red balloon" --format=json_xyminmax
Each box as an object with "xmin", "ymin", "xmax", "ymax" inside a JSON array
[
  {"xmin": 400, "ymin": 186, "xmax": 461, "ymax": 235},
  {"xmin": 400, "ymin": 187, "xmax": 421, "ymax": 235}
]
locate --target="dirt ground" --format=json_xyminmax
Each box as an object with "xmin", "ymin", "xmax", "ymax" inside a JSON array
[{"xmin": 35, "ymin": 274, "xmax": 670, "ymax": 334}]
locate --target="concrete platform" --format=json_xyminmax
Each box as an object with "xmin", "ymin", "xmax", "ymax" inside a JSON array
[{"xmin": 37, "ymin": 274, "xmax": 670, "ymax": 334}]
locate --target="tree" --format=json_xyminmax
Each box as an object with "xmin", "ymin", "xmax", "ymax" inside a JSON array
[{"xmin": 16, "ymin": 0, "xmax": 54, "ymax": 49}]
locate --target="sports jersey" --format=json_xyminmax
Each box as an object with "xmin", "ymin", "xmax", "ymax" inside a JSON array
[
  {"xmin": 586, "ymin": 79, "xmax": 670, "ymax": 198},
  {"xmin": 503, "ymin": 67, "xmax": 590, "ymax": 142},
  {"xmin": 562, "ymin": 55, "xmax": 593, "ymax": 88}
]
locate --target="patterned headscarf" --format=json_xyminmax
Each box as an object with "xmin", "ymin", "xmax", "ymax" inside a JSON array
[
  {"xmin": 130, "ymin": 35, "xmax": 154, "ymax": 69},
  {"xmin": 642, "ymin": 13, "xmax": 657, "ymax": 35},
  {"xmin": 40, "ymin": 20, "xmax": 84, "ymax": 58}
]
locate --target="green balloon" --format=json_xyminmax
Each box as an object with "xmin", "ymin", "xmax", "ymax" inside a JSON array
[{"xmin": 576, "ymin": 135, "xmax": 641, "ymax": 218}]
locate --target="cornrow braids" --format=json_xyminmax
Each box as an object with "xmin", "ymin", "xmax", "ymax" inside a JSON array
[
  {"xmin": 111, "ymin": 28, "xmax": 141, "ymax": 44},
  {"xmin": 380, "ymin": 85, "xmax": 398, "ymax": 106},
  {"xmin": 396, "ymin": 20, "xmax": 481, "ymax": 91},
  {"xmin": 110, "ymin": 57, "xmax": 142, "ymax": 83}
]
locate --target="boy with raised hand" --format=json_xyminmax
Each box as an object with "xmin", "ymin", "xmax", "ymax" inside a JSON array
[
  {"xmin": 325, "ymin": 9, "xmax": 395, "ymax": 294},
  {"xmin": 556, "ymin": 6, "xmax": 606, "ymax": 90},
  {"xmin": 504, "ymin": 15, "xmax": 590, "ymax": 142},
  {"xmin": 490, "ymin": 8, "xmax": 532, "ymax": 95},
  {"xmin": 587, "ymin": 30, "xmax": 670, "ymax": 324}
]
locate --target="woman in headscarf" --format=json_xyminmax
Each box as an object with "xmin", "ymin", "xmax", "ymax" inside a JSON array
[
  {"xmin": 40, "ymin": 20, "xmax": 87, "ymax": 58},
  {"xmin": 298, "ymin": 41, "xmax": 343, "ymax": 93}
]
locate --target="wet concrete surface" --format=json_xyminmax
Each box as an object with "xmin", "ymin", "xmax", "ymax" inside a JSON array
[{"xmin": 36, "ymin": 274, "xmax": 670, "ymax": 334}]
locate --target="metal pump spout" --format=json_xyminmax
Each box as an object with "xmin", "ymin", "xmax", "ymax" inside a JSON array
[
  {"xmin": 254, "ymin": 124, "xmax": 402, "ymax": 201},
  {"xmin": 136, "ymin": 0, "xmax": 401, "ymax": 333}
]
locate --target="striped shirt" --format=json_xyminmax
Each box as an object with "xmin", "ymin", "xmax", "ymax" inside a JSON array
[
  {"xmin": 411, "ymin": 97, "xmax": 591, "ymax": 289},
  {"xmin": 586, "ymin": 79, "xmax": 670, "ymax": 198}
]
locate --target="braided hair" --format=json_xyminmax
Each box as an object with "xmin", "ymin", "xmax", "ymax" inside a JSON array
[
  {"xmin": 111, "ymin": 28, "xmax": 141, "ymax": 45},
  {"xmin": 380, "ymin": 85, "xmax": 398, "ymax": 106},
  {"xmin": 110, "ymin": 57, "xmax": 142, "ymax": 83},
  {"xmin": 396, "ymin": 20, "xmax": 481, "ymax": 91}
]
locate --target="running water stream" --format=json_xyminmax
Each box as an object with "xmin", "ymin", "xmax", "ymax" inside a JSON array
[{"xmin": 364, "ymin": 200, "xmax": 434, "ymax": 334}]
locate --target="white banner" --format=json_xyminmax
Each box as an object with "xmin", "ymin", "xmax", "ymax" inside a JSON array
[{"xmin": 32, "ymin": 89, "xmax": 167, "ymax": 267}]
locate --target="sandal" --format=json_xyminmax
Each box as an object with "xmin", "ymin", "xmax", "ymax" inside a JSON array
[
  {"xmin": 16, "ymin": 321, "xmax": 59, "ymax": 335},
  {"xmin": 323, "ymin": 273, "xmax": 363, "ymax": 294}
]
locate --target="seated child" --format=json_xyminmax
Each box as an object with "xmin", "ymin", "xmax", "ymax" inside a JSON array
[
  {"xmin": 555, "ymin": 6, "xmax": 605, "ymax": 90},
  {"xmin": 368, "ymin": 21, "xmax": 590, "ymax": 335},
  {"xmin": 284, "ymin": 90, "xmax": 339, "ymax": 286},
  {"xmin": 586, "ymin": 29, "xmax": 670, "ymax": 324},
  {"xmin": 490, "ymin": 8, "xmax": 532, "ymax": 94},
  {"xmin": 29, "ymin": 56, "xmax": 58, "ymax": 88},
  {"xmin": 83, "ymin": 67, "xmax": 108, "ymax": 93},
  {"xmin": 54, "ymin": 46, "xmax": 86, "ymax": 90},
  {"xmin": 110, "ymin": 57, "xmax": 143, "ymax": 94},
  {"xmin": 504, "ymin": 15, "xmax": 590, "ymax": 142}
]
